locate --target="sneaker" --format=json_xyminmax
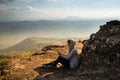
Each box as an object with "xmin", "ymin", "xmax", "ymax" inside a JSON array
[{"xmin": 42, "ymin": 64, "xmax": 48, "ymax": 68}]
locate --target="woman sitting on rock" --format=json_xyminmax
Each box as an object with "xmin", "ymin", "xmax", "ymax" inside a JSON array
[{"xmin": 43, "ymin": 39, "xmax": 79, "ymax": 70}]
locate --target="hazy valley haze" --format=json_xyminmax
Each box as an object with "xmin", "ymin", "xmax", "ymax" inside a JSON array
[{"xmin": 0, "ymin": 20, "xmax": 106, "ymax": 49}]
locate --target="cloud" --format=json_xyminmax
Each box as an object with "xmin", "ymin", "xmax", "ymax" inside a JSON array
[
  {"xmin": 46, "ymin": 0, "xmax": 61, "ymax": 2},
  {"xmin": 10, "ymin": 6, "xmax": 33, "ymax": 11},
  {"xmin": 38, "ymin": 0, "xmax": 65, "ymax": 3},
  {"xmin": 0, "ymin": 4, "xmax": 6, "ymax": 9},
  {"xmin": 0, "ymin": 5, "xmax": 120, "ymax": 21},
  {"xmin": 24, "ymin": 6, "xmax": 33, "ymax": 10},
  {"xmin": 0, "ymin": 0, "xmax": 31, "ymax": 3},
  {"xmin": 0, "ymin": 6, "xmax": 44, "ymax": 21}
]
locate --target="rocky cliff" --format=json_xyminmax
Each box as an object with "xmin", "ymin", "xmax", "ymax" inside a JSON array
[{"xmin": 80, "ymin": 20, "xmax": 120, "ymax": 80}]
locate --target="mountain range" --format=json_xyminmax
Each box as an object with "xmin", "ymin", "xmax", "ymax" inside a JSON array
[{"xmin": 0, "ymin": 37, "xmax": 82, "ymax": 53}]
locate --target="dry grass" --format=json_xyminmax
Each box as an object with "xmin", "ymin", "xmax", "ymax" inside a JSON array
[{"xmin": 0, "ymin": 43, "xmax": 83, "ymax": 80}]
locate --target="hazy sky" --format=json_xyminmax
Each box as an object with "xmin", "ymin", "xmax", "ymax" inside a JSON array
[
  {"xmin": 0, "ymin": 20, "xmax": 105, "ymax": 49},
  {"xmin": 0, "ymin": 0, "xmax": 120, "ymax": 21},
  {"xmin": 0, "ymin": 0, "xmax": 120, "ymax": 49}
]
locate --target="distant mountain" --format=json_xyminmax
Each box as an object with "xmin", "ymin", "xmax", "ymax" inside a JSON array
[
  {"xmin": 0, "ymin": 37, "xmax": 81, "ymax": 53},
  {"xmin": 63, "ymin": 16, "xmax": 82, "ymax": 20}
]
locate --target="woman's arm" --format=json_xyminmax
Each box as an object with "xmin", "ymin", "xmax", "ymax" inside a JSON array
[{"xmin": 60, "ymin": 49, "xmax": 77, "ymax": 60}]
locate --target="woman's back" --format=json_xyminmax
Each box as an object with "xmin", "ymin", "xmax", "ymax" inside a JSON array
[{"xmin": 69, "ymin": 48, "xmax": 79, "ymax": 69}]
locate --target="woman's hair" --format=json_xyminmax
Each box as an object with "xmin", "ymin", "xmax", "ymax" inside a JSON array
[
  {"xmin": 67, "ymin": 39, "xmax": 71, "ymax": 44},
  {"xmin": 67, "ymin": 39, "xmax": 76, "ymax": 52},
  {"xmin": 67, "ymin": 39, "xmax": 76, "ymax": 45}
]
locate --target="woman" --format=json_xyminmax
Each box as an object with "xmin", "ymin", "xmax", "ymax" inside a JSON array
[{"xmin": 43, "ymin": 39, "xmax": 79, "ymax": 70}]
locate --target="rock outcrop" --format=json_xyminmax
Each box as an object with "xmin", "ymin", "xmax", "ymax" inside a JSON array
[
  {"xmin": 42, "ymin": 45, "xmax": 64, "ymax": 52},
  {"xmin": 80, "ymin": 20, "xmax": 120, "ymax": 80}
]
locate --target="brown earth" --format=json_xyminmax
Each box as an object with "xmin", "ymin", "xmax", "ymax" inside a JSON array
[{"xmin": 0, "ymin": 43, "xmax": 83, "ymax": 80}]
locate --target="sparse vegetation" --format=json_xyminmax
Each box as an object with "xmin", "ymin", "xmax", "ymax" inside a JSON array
[
  {"xmin": 0, "ymin": 51, "xmax": 33, "ymax": 80},
  {"xmin": 0, "ymin": 43, "xmax": 83, "ymax": 80}
]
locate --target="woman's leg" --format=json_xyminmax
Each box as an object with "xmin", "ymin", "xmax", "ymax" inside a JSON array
[
  {"xmin": 44, "ymin": 56, "xmax": 70, "ymax": 69},
  {"xmin": 54, "ymin": 56, "xmax": 70, "ymax": 69}
]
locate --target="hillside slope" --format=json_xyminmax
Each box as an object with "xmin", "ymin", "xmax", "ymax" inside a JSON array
[{"xmin": 0, "ymin": 37, "xmax": 81, "ymax": 53}]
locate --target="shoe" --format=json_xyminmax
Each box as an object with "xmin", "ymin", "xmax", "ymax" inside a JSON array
[{"xmin": 42, "ymin": 64, "xmax": 48, "ymax": 68}]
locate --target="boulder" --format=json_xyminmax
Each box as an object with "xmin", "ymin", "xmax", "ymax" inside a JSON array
[{"xmin": 80, "ymin": 20, "xmax": 120, "ymax": 80}]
